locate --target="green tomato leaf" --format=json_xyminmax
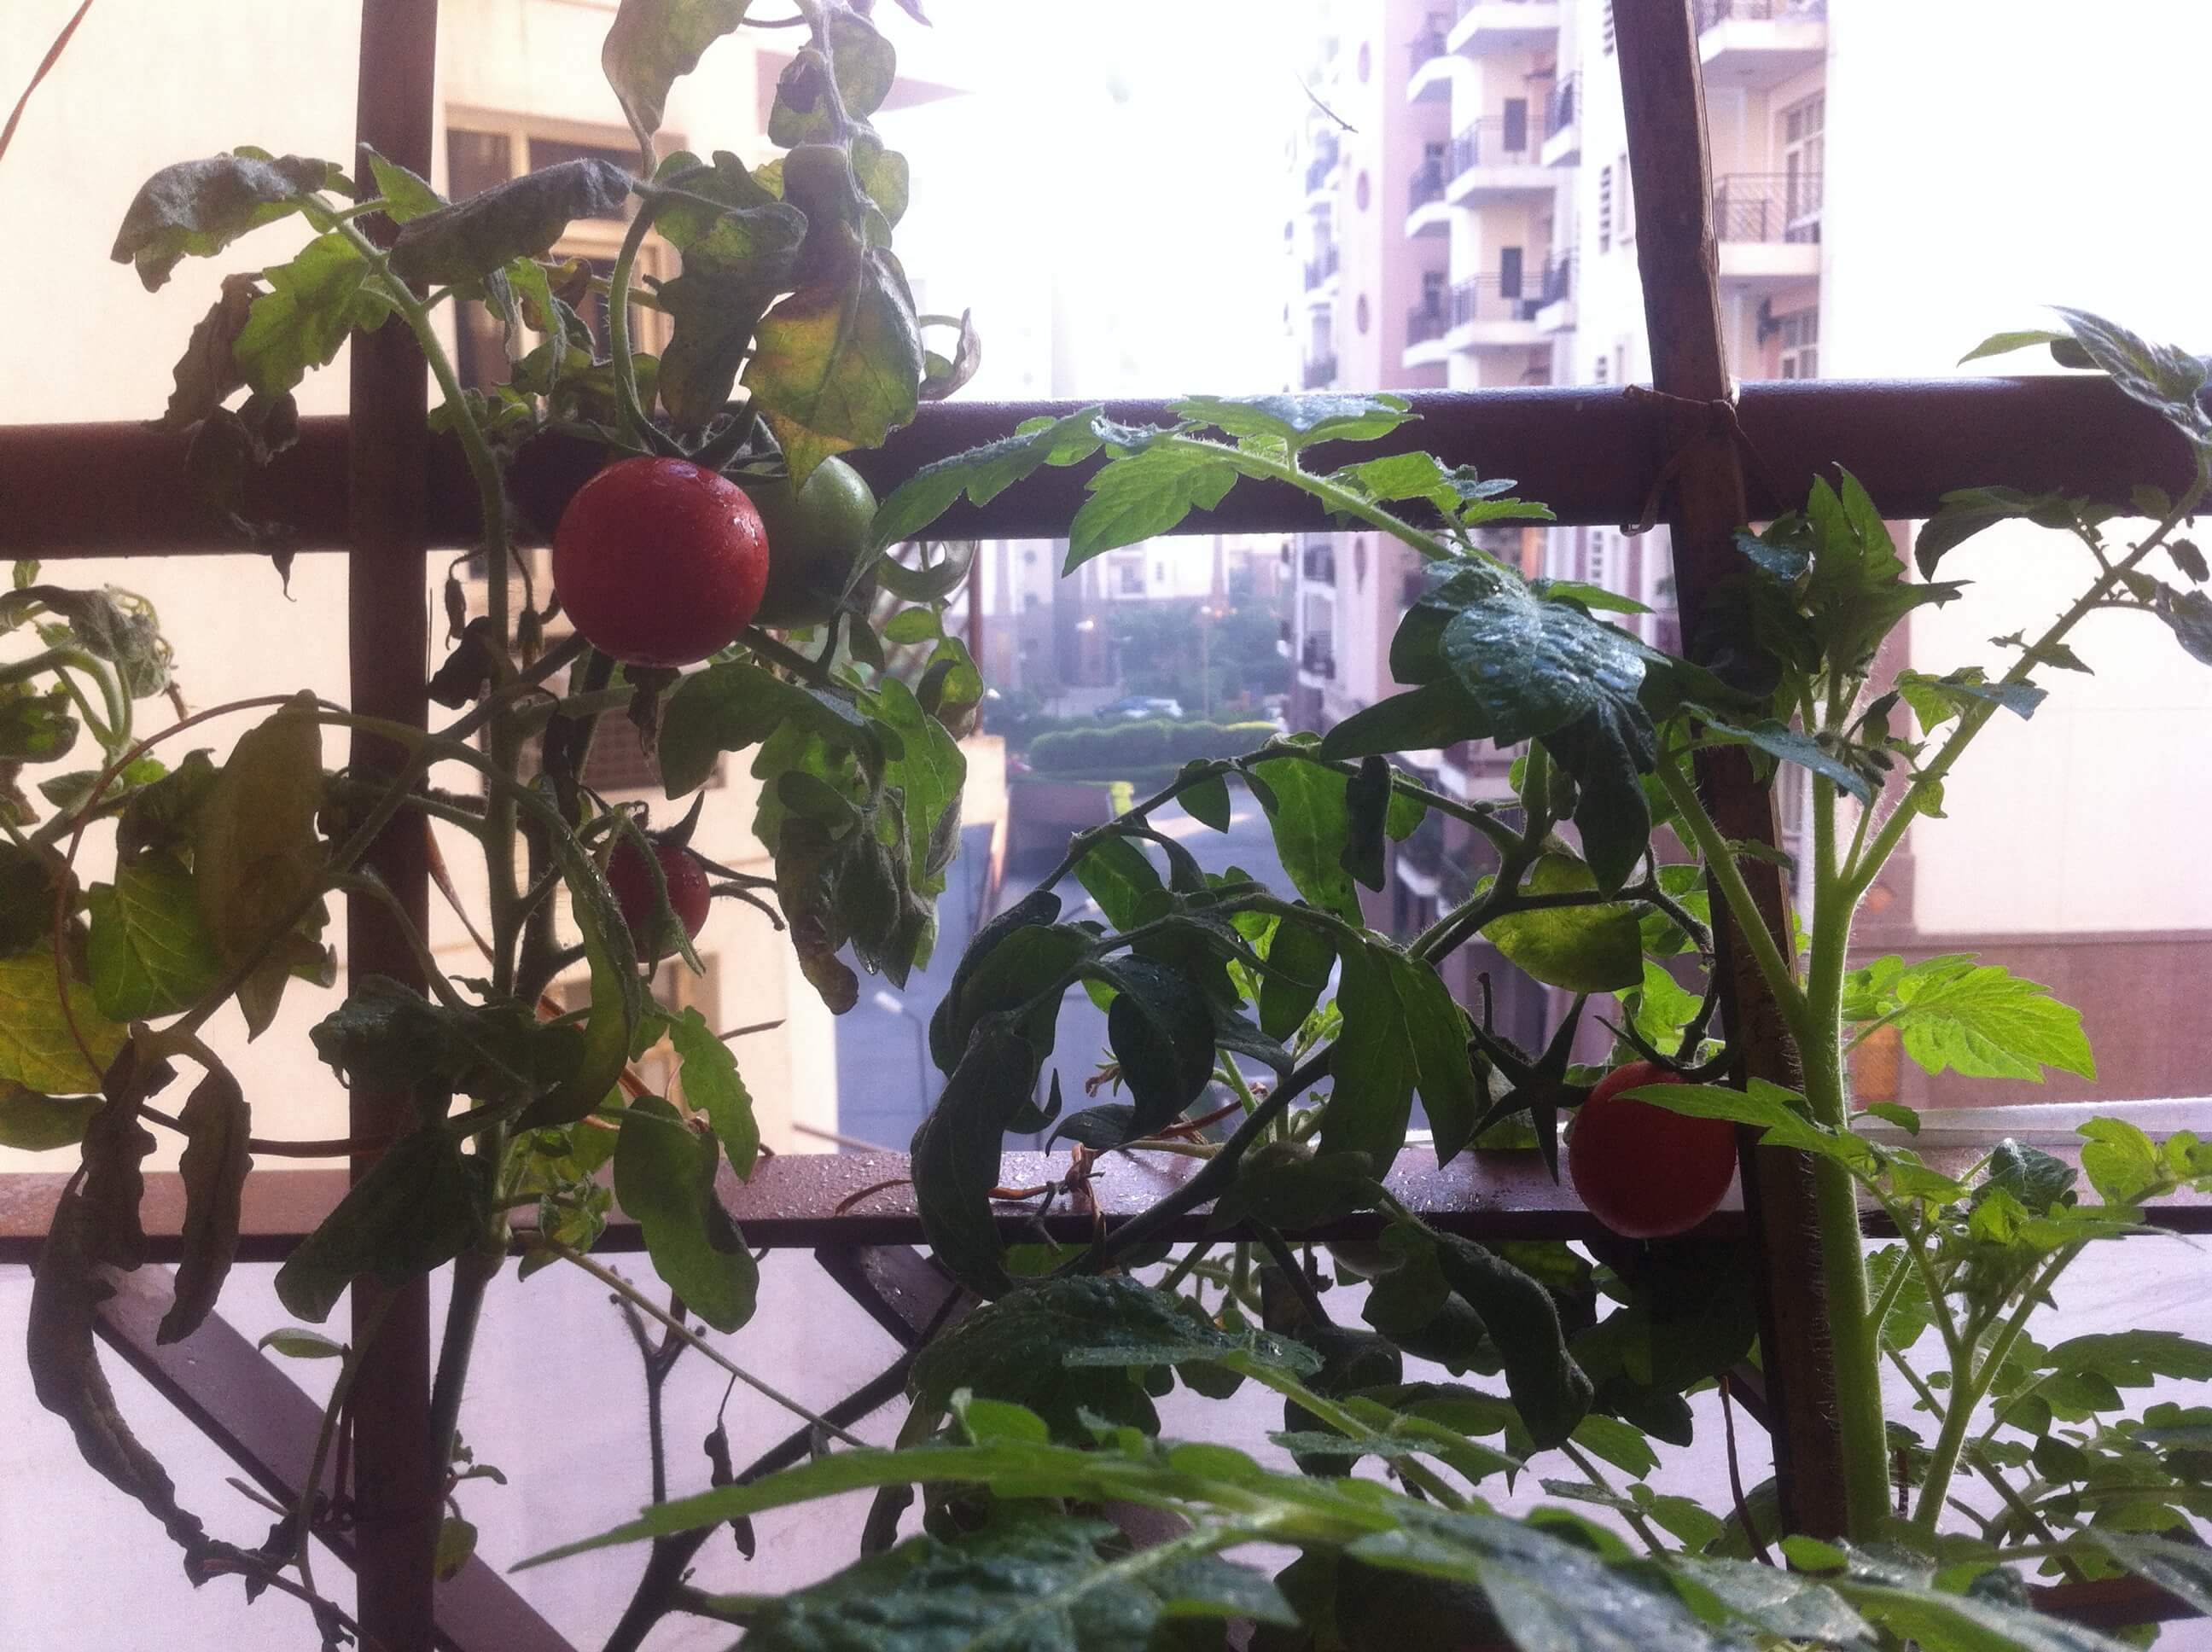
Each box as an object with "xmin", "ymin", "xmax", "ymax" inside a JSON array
[
  {"xmin": 1915, "ymin": 486, "xmax": 2071, "ymax": 579},
  {"xmin": 601, "ymin": 1, "xmax": 759, "ymax": 155},
  {"xmin": 1258, "ymin": 910, "xmax": 1335, "ymax": 1043},
  {"xmin": 0, "ymin": 952, "xmax": 125, "ymax": 1095},
  {"xmin": 664, "ymin": 1006, "xmax": 758, "ymax": 1180},
  {"xmin": 87, "ymin": 855, "xmax": 223, "ymax": 1021},
  {"xmin": 2153, "ymin": 584, "xmax": 2212, "ymax": 669},
  {"xmin": 909, "ymin": 1015, "xmax": 1043, "ymax": 1298},
  {"xmin": 235, "ymin": 232, "xmax": 394, "ymax": 398},
  {"xmin": 1480, "ymin": 854, "xmax": 1642, "ymax": 994},
  {"xmin": 1540, "ymin": 701, "xmax": 1656, "ymax": 894},
  {"xmin": 1852, "ymin": 955, "xmax": 2093, "ymax": 1084},
  {"xmin": 870, "ymin": 408, "xmax": 1107, "ymax": 551},
  {"xmin": 257, "ymin": 1327, "xmax": 347, "ymax": 1360},
  {"xmin": 275, "ymin": 1127, "xmax": 483, "ymax": 1322},
  {"xmin": 1065, "ymin": 443, "xmax": 1239, "ymax": 571},
  {"xmin": 661, "ymin": 657, "xmax": 877, "ymax": 796},
  {"xmin": 1249, "ymin": 750, "xmax": 1363, "ymax": 925},
  {"xmin": 1171, "ymin": 392, "xmax": 1414, "ymax": 455},
  {"xmin": 1317, "ymin": 939, "xmax": 1418, "ymax": 1169},
  {"xmin": 2052, "ymin": 306, "xmax": 2212, "ymax": 436},
  {"xmin": 1802, "ymin": 470, "xmax": 1966, "ymax": 671},
  {"xmin": 1317, "ymin": 679, "xmax": 1489, "ymax": 761},
  {"xmin": 390, "ymin": 159, "xmax": 631, "ymax": 286},
  {"xmin": 0, "ymin": 1085, "xmax": 102, "ymax": 1151},
  {"xmin": 742, "ymin": 1514, "xmax": 1294, "ymax": 1651},
  {"xmin": 0, "ymin": 686, "xmax": 79, "ymax": 764},
  {"xmin": 1088, "ymin": 956, "xmax": 1216, "ymax": 1141},
  {"xmin": 111, "ymin": 152, "xmax": 341, "ymax": 291},
  {"xmin": 159, "ymin": 1066, "xmax": 251, "ymax": 1344},
  {"xmin": 766, "ymin": 9, "xmax": 898, "ymax": 144},
  {"xmin": 1439, "ymin": 577, "xmax": 1646, "ymax": 745},
  {"xmin": 614, "ymin": 1095, "xmax": 758, "ymax": 1334},
  {"xmin": 190, "ymin": 696, "xmax": 329, "ymax": 1038},
  {"xmin": 1428, "ymin": 1233, "xmax": 1593, "ymax": 1450},
  {"xmin": 1340, "ymin": 755, "xmax": 1390, "ymax": 892}
]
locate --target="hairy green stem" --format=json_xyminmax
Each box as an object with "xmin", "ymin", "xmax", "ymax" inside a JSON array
[{"xmin": 1653, "ymin": 754, "xmax": 1808, "ymax": 1035}]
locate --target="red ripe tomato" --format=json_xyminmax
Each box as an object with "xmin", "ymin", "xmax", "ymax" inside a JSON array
[
  {"xmin": 1568, "ymin": 1061, "xmax": 1737, "ymax": 1240},
  {"xmin": 608, "ymin": 837, "xmax": 713, "ymax": 944},
  {"xmin": 551, "ymin": 457, "xmax": 768, "ymax": 666}
]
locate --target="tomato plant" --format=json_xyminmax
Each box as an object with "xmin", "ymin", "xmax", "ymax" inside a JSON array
[
  {"xmin": 1567, "ymin": 1062, "xmax": 1734, "ymax": 1239},
  {"xmin": 9, "ymin": 0, "xmax": 2212, "ymax": 1645}
]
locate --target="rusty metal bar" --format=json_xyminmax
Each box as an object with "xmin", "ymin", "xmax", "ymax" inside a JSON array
[
  {"xmin": 1612, "ymin": 0, "xmax": 1847, "ymax": 1539},
  {"xmin": 91, "ymin": 1266, "xmax": 575, "ymax": 1652},
  {"xmin": 2, "ymin": 375, "xmax": 2194, "ymax": 558},
  {"xmin": 346, "ymin": 3, "xmax": 441, "ymax": 1647}
]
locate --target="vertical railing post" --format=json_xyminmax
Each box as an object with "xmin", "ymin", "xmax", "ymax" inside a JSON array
[
  {"xmin": 1610, "ymin": 0, "xmax": 1852, "ymax": 1539},
  {"xmin": 348, "ymin": 1, "xmax": 442, "ymax": 1644}
]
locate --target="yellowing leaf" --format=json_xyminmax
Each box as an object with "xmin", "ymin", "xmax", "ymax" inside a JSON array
[
  {"xmin": 1480, "ymin": 855, "xmax": 1643, "ymax": 994},
  {"xmin": 0, "ymin": 953, "xmax": 125, "ymax": 1095},
  {"xmin": 742, "ymin": 251, "xmax": 923, "ymax": 486},
  {"xmin": 87, "ymin": 854, "xmax": 223, "ymax": 1021},
  {"xmin": 191, "ymin": 696, "xmax": 329, "ymax": 1038}
]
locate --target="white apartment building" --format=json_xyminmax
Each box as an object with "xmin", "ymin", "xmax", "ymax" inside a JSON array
[{"xmin": 1287, "ymin": 0, "xmax": 2212, "ymax": 1108}]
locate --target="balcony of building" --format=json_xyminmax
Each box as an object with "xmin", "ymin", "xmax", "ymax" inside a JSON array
[
  {"xmin": 1443, "ymin": 115, "xmax": 1552, "ymax": 203},
  {"xmin": 1406, "ymin": 158, "xmax": 1452, "ymax": 236},
  {"xmin": 1303, "ymin": 132, "xmax": 1342, "ymax": 201},
  {"xmin": 1406, "ymin": 18, "xmax": 1458, "ymax": 102},
  {"xmin": 1297, "ymin": 631, "xmax": 1337, "ymax": 685},
  {"xmin": 1542, "ymin": 71, "xmax": 1580, "ymax": 166},
  {"xmin": 1302, "ymin": 241, "xmax": 1341, "ymax": 300},
  {"xmin": 1693, "ymin": 0, "xmax": 1828, "ymax": 88},
  {"xmin": 1404, "ymin": 273, "xmax": 1547, "ymax": 368},
  {"xmin": 1448, "ymin": 0, "xmax": 1563, "ymax": 56},
  {"xmin": 1301, "ymin": 352, "xmax": 1339, "ymax": 389},
  {"xmin": 1301, "ymin": 538, "xmax": 1338, "ymax": 584},
  {"xmin": 1713, "ymin": 170, "xmax": 1822, "ymax": 288},
  {"xmin": 1534, "ymin": 251, "xmax": 1575, "ymax": 333}
]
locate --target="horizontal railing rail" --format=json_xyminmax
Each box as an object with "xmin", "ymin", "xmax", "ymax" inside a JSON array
[
  {"xmin": 2, "ymin": 376, "xmax": 2193, "ymax": 556},
  {"xmin": 1450, "ymin": 114, "xmax": 1540, "ymax": 174}
]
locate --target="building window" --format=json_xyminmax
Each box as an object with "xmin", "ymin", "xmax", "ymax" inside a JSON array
[
  {"xmin": 1117, "ymin": 561, "xmax": 1144, "ymax": 596},
  {"xmin": 1356, "ymin": 293, "xmax": 1371, "ymax": 334},
  {"xmin": 1601, "ymin": 2, "xmax": 1615, "ymax": 54},
  {"xmin": 1782, "ymin": 92, "xmax": 1825, "ymax": 239},
  {"xmin": 446, "ymin": 114, "xmax": 671, "ymax": 394},
  {"xmin": 1597, "ymin": 165, "xmax": 1613, "ymax": 253},
  {"xmin": 1585, "ymin": 528, "xmax": 1615, "ymax": 591},
  {"xmin": 1616, "ymin": 152, "xmax": 1634, "ymax": 243},
  {"xmin": 1357, "ymin": 40, "xmax": 1371, "ymax": 82},
  {"xmin": 1778, "ymin": 306, "xmax": 1819, "ymax": 379},
  {"xmin": 1592, "ymin": 353, "xmax": 1610, "ymax": 385}
]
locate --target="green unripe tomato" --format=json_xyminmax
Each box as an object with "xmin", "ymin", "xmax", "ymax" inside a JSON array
[{"xmin": 740, "ymin": 457, "xmax": 881, "ymax": 630}]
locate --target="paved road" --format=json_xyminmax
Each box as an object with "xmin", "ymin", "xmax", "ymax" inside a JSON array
[{"xmin": 834, "ymin": 791, "xmax": 1299, "ymax": 1152}]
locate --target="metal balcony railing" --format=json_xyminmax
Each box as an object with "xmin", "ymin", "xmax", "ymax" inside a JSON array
[
  {"xmin": 1407, "ymin": 300, "xmax": 1448, "ymax": 345},
  {"xmin": 1546, "ymin": 71, "xmax": 1580, "ymax": 137},
  {"xmin": 1301, "ymin": 353, "xmax": 1338, "ymax": 388},
  {"xmin": 1447, "ymin": 115, "xmax": 1539, "ymax": 175},
  {"xmin": 1408, "ymin": 25, "xmax": 1451, "ymax": 78},
  {"xmin": 1540, "ymin": 252, "xmax": 1574, "ymax": 305},
  {"xmin": 1300, "ymin": 633, "xmax": 1336, "ymax": 678},
  {"xmin": 1407, "ymin": 159, "xmax": 1447, "ymax": 211},
  {"xmin": 1694, "ymin": 0, "xmax": 1826, "ymax": 27},
  {"xmin": 1714, "ymin": 171, "xmax": 1823, "ymax": 242},
  {"xmin": 1302, "ymin": 243, "xmax": 1340, "ymax": 290},
  {"xmin": 1452, "ymin": 273, "xmax": 1546, "ymax": 326},
  {"xmin": 1301, "ymin": 543, "xmax": 1337, "ymax": 583},
  {"xmin": 1458, "ymin": 0, "xmax": 1547, "ymax": 13}
]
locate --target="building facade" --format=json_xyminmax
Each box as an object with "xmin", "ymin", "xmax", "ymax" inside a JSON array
[{"xmin": 1288, "ymin": 0, "xmax": 2212, "ymax": 1107}]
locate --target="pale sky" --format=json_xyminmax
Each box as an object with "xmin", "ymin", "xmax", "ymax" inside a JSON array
[{"xmin": 883, "ymin": 0, "xmax": 1327, "ymax": 396}]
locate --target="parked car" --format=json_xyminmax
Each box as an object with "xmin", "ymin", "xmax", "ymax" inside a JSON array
[{"xmin": 1098, "ymin": 694, "xmax": 1185, "ymax": 720}]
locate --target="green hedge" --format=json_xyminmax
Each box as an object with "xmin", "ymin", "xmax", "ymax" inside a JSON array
[{"xmin": 1026, "ymin": 718, "xmax": 1277, "ymax": 775}]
